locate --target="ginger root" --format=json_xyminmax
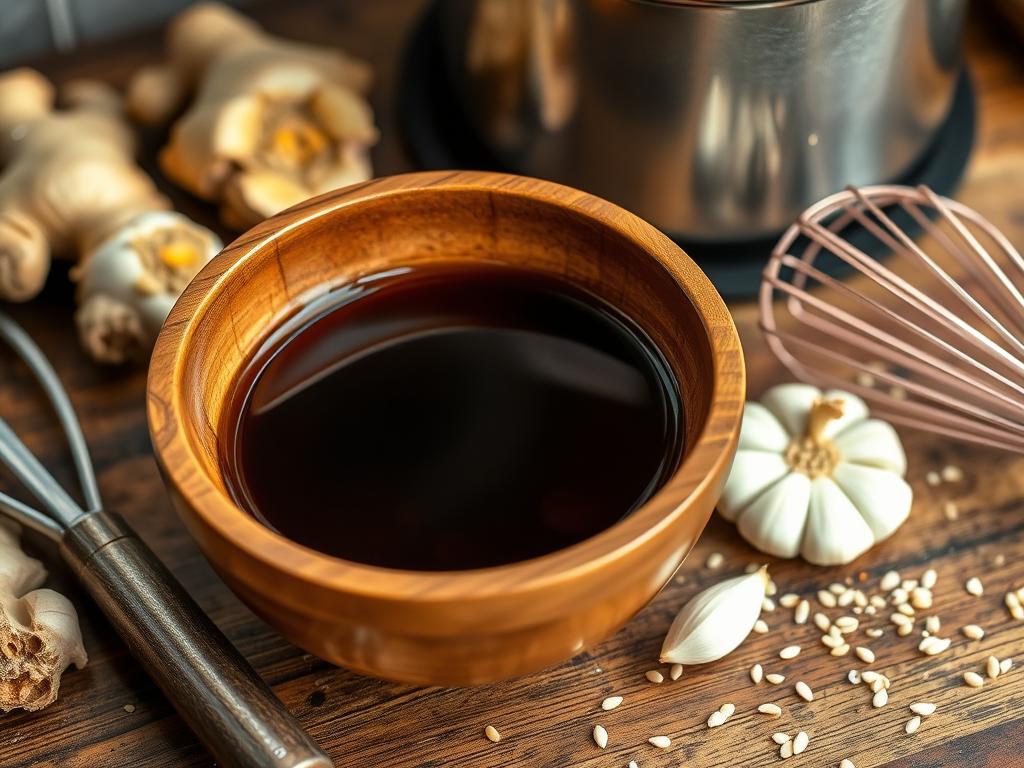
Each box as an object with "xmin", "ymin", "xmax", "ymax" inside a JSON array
[
  {"xmin": 1, "ymin": 519, "xmax": 87, "ymax": 713},
  {"xmin": 127, "ymin": 2, "xmax": 377, "ymax": 230},
  {"xmin": 0, "ymin": 68, "xmax": 220, "ymax": 364}
]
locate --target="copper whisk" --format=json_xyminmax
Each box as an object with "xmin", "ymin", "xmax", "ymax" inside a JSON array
[{"xmin": 760, "ymin": 184, "xmax": 1024, "ymax": 453}]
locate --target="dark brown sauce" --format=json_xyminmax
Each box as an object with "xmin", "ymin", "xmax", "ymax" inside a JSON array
[{"xmin": 222, "ymin": 264, "xmax": 683, "ymax": 571}]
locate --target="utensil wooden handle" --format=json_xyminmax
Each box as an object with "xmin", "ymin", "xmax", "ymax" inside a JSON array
[{"xmin": 61, "ymin": 510, "xmax": 332, "ymax": 768}]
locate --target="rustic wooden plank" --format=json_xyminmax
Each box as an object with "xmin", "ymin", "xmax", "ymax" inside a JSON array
[{"xmin": 1, "ymin": 1, "xmax": 1023, "ymax": 766}]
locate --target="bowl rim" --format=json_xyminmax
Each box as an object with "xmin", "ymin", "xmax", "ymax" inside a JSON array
[{"xmin": 148, "ymin": 170, "xmax": 744, "ymax": 603}]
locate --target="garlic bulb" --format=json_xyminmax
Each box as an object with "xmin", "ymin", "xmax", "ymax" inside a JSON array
[
  {"xmin": 660, "ymin": 567, "xmax": 768, "ymax": 665},
  {"xmin": 720, "ymin": 383, "xmax": 911, "ymax": 566}
]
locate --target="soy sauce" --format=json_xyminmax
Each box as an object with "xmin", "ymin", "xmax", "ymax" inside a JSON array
[{"xmin": 223, "ymin": 264, "xmax": 682, "ymax": 571}]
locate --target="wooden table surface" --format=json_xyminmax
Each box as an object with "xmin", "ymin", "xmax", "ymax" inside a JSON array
[{"xmin": 2, "ymin": 2, "xmax": 1024, "ymax": 766}]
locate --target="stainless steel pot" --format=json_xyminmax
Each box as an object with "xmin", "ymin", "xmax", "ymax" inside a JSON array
[{"xmin": 438, "ymin": 0, "xmax": 967, "ymax": 239}]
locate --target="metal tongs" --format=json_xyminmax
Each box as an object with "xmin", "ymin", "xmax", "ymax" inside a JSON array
[{"xmin": 0, "ymin": 311, "xmax": 332, "ymax": 768}]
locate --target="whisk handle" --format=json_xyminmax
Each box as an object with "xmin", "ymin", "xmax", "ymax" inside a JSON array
[{"xmin": 60, "ymin": 510, "xmax": 332, "ymax": 768}]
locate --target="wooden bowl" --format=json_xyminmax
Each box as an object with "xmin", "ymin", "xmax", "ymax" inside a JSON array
[{"xmin": 147, "ymin": 171, "xmax": 744, "ymax": 685}]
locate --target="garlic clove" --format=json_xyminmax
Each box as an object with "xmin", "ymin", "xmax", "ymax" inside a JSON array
[
  {"xmin": 831, "ymin": 462, "xmax": 912, "ymax": 541},
  {"xmin": 736, "ymin": 473, "xmax": 811, "ymax": 559},
  {"xmin": 801, "ymin": 477, "xmax": 875, "ymax": 565},
  {"xmin": 738, "ymin": 402, "xmax": 791, "ymax": 451},
  {"xmin": 718, "ymin": 451, "xmax": 789, "ymax": 522},
  {"xmin": 759, "ymin": 383, "xmax": 822, "ymax": 438},
  {"xmin": 832, "ymin": 419, "xmax": 906, "ymax": 475},
  {"xmin": 660, "ymin": 567, "xmax": 768, "ymax": 665},
  {"xmin": 819, "ymin": 389, "xmax": 869, "ymax": 439}
]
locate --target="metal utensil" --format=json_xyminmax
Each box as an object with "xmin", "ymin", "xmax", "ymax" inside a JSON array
[
  {"xmin": 0, "ymin": 311, "xmax": 332, "ymax": 768},
  {"xmin": 438, "ymin": 0, "xmax": 967, "ymax": 240},
  {"xmin": 760, "ymin": 183, "xmax": 1024, "ymax": 453}
]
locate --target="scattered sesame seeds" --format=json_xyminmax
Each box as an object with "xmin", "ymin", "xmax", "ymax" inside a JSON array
[
  {"xmin": 649, "ymin": 736, "xmax": 671, "ymax": 748},
  {"xmin": 906, "ymin": 716, "xmax": 922, "ymax": 734},
  {"xmin": 765, "ymin": 673, "xmax": 786, "ymax": 685},
  {"xmin": 962, "ymin": 624, "xmax": 985, "ymax": 640},
  {"xmin": 780, "ymin": 645, "xmax": 801, "ymax": 660},
  {"xmin": 706, "ymin": 552, "xmax": 724, "ymax": 569},
  {"xmin": 754, "ymin": 620, "xmax": 769, "ymax": 634},
  {"xmin": 872, "ymin": 689, "xmax": 888, "ymax": 707},
  {"xmin": 645, "ymin": 670, "xmax": 664, "ymax": 684},
  {"xmin": 795, "ymin": 681, "xmax": 814, "ymax": 702},
  {"xmin": 855, "ymin": 647, "xmax": 875, "ymax": 664},
  {"xmin": 772, "ymin": 732, "xmax": 791, "ymax": 745},
  {"xmin": 485, "ymin": 725, "xmax": 501, "ymax": 743},
  {"xmin": 779, "ymin": 593, "xmax": 800, "ymax": 608},
  {"xmin": 602, "ymin": 696, "xmax": 623, "ymax": 711},
  {"xmin": 751, "ymin": 664, "xmax": 764, "ymax": 684},
  {"xmin": 941, "ymin": 465, "xmax": 963, "ymax": 482},
  {"xmin": 758, "ymin": 703, "xmax": 783, "ymax": 717},
  {"xmin": 812, "ymin": 612, "xmax": 830, "ymax": 632},
  {"xmin": 966, "ymin": 577, "xmax": 984, "ymax": 596},
  {"xmin": 818, "ymin": 590, "xmax": 837, "ymax": 608},
  {"xmin": 793, "ymin": 731, "xmax": 809, "ymax": 755},
  {"xmin": 987, "ymin": 656, "xmax": 1001, "ymax": 679},
  {"xmin": 910, "ymin": 702, "xmax": 936, "ymax": 716},
  {"xmin": 593, "ymin": 725, "xmax": 608, "ymax": 748},
  {"xmin": 963, "ymin": 672, "xmax": 984, "ymax": 688},
  {"xmin": 669, "ymin": 663, "xmax": 683, "ymax": 681},
  {"xmin": 795, "ymin": 600, "xmax": 811, "ymax": 625},
  {"xmin": 880, "ymin": 571, "xmax": 901, "ymax": 592}
]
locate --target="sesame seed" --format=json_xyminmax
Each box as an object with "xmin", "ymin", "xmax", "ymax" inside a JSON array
[
  {"xmin": 821, "ymin": 634, "xmax": 843, "ymax": 649},
  {"xmin": 848, "ymin": 670, "xmax": 861, "ymax": 684},
  {"xmin": 880, "ymin": 571, "xmax": 901, "ymax": 592},
  {"xmin": 897, "ymin": 624, "xmax": 913, "ymax": 636},
  {"xmin": 795, "ymin": 600, "xmax": 810, "ymax": 625},
  {"xmin": 593, "ymin": 725, "xmax": 608, "ymax": 748},
  {"xmin": 649, "ymin": 736, "xmax": 671, "ymax": 748},
  {"xmin": 963, "ymin": 672, "xmax": 984, "ymax": 688},
  {"xmin": 910, "ymin": 702, "xmax": 936, "ymax": 716},
  {"xmin": 861, "ymin": 671, "xmax": 880, "ymax": 683},
  {"xmin": 994, "ymin": 554, "xmax": 1006, "ymax": 566},
  {"xmin": 943, "ymin": 501, "xmax": 959, "ymax": 520},
  {"xmin": 779, "ymin": 645, "xmax": 801, "ymax": 660},
  {"xmin": 766, "ymin": 673, "xmax": 785, "ymax": 684},
  {"xmin": 841, "ymin": 760, "xmax": 856, "ymax": 768},
  {"xmin": 941, "ymin": 465, "xmax": 963, "ymax": 482},
  {"xmin": 872, "ymin": 689, "xmax": 888, "ymax": 707},
  {"xmin": 669, "ymin": 663, "xmax": 683, "ymax": 681},
  {"xmin": 629, "ymin": 762, "xmax": 638, "ymax": 768},
  {"xmin": 763, "ymin": 597, "xmax": 776, "ymax": 612},
  {"xmin": 902, "ymin": 579, "xmax": 919, "ymax": 591},
  {"xmin": 962, "ymin": 624, "xmax": 984, "ymax": 640},
  {"xmin": 793, "ymin": 731, "xmax": 809, "ymax": 755},
  {"xmin": 987, "ymin": 656, "xmax": 1001, "ymax": 679},
  {"xmin": 754, "ymin": 619, "xmax": 769, "ymax": 634},
  {"xmin": 855, "ymin": 646, "xmax": 875, "ymax": 664},
  {"xmin": 829, "ymin": 582, "xmax": 847, "ymax": 595},
  {"xmin": 758, "ymin": 703, "xmax": 782, "ymax": 716},
  {"xmin": 780, "ymin": 739, "xmax": 794, "ymax": 759},
  {"xmin": 751, "ymin": 664, "xmax": 763, "ymax": 684},
  {"xmin": 706, "ymin": 552, "xmax": 724, "ymax": 569},
  {"xmin": 645, "ymin": 670, "xmax": 664, "ymax": 684},
  {"xmin": 719, "ymin": 703, "xmax": 736, "ymax": 717},
  {"xmin": 891, "ymin": 613, "xmax": 912, "ymax": 627},
  {"xmin": 830, "ymin": 644, "xmax": 851, "ymax": 656},
  {"xmin": 779, "ymin": 593, "xmax": 800, "ymax": 608},
  {"xmin": 746, "ymin": 562, "xmax": 761, "ymax": 573},
  {"xmin": 898, "ymin": 602, "xmax": 916, "ymax": 616},
  {"xmin": 867, "ymin": 628, "xmax": 884, "ymax": 638},
  {"xmin": 707, "ymin": 710, "xmax": 727, "ymax": 728},
  {"xmin": 925, "ymin": 616, "xmax": 940, "ymax": 634},
  {"xmin": 772, "ymin": 732, "xmax": 791, "ymax": 745},
  {"xmin": 485, "ymin": 725, "xmax": 501, "ymax": 743},
  {"xmin": 870, "ymin": 595, "xmax": 887, "ymax": 609},
  {"xmin": 890, "ymin": 588, "xmax": 909, "ymax": 605},
  {"xmin": 922, "ymin": 569, "xmax": 937, "ymax": 589},
  {"xmin": 1000, "ymin": 658, "xmax": 1013, "ymax": 674},
  {"xmin": 812, "ymin": 612, "xmax": 830, "ymax": 632},
  {"xmin": 911, "ymin": 588, "xmax": 933, "ymax": 609},
  {"xmin": 601, "ymin": 696, "xmax": 623, "ymax": 711},
  {"xmin": 906, "ymin": 716, "xmax": 922, "ymax": 734},
  {"xmin": 835, "ymin": 616, "xmax": 859, "ymax": 633},
  {"xmin": 818, "ymin": 590, "xmax": 837, "ymax": 608},
  {"xmin": 918, "ymin": 636, "xmax": 951, "ymax": 655},
  {"xmin": 926, "ymin": 470, "xmax": 941, "ymax": 486},
  {"xmin": 795, "ymin": 681, "xmax": 813, "ymax": 702},
  {"xmin": 966, "ymin": 577, "xmax": 984, "ymax": 596}
]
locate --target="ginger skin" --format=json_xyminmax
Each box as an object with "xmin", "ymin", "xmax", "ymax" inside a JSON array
[{"xmin": 127, "ymin": 2, "xmax": 377, "ymax": 230}]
